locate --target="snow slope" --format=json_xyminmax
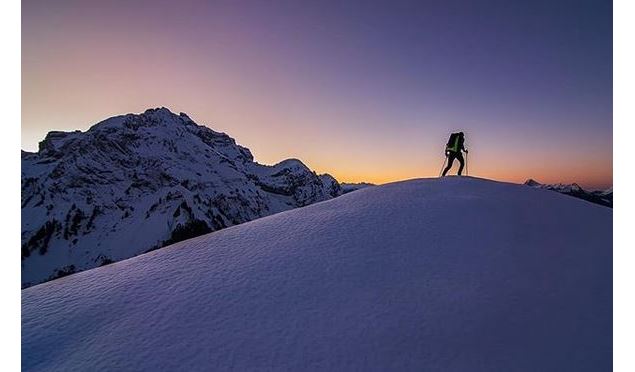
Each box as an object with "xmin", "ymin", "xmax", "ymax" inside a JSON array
[
  {"xmin": 22, "ymin": 177, "xmax": 612, "ymax": 371},
  {"xmin": 21, "ymin": 108, "xmax": 341, "ymax": 287}
]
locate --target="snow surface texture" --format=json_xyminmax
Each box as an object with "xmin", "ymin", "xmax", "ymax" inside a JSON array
[
  {"xmin": 22, "ymin": 177, "xmax": 612, "ymax": 371},
  {"xmin": 21, "ymin": 108, "xmax": 341, "ymax": 287}
]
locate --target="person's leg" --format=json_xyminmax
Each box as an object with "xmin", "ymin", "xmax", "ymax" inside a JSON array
[
  {"xmin": 442, "ymin": 153, "xmax": 456, "ymax": 176},
  {"xmin": 456, "ymin": 152, "xmax": 465, "ymax": 175}
]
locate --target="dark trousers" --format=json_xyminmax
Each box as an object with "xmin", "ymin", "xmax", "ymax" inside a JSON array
[{"xmin": 442, "ymin": 151, "xmax": 465, "ymax": 176}]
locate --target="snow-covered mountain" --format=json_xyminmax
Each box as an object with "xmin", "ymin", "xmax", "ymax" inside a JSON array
[
  {"xmin": 340, "ymin": 182, "xmax": 375, "ymax": 193},
  {"xmin": 524, "ymin": 178, "xmax": 612, "ymax": 208},
  {"xmin": 22, "ymin": 177, "xmax": 611, "ymax": 371},
  {"xmin": 21, "ymin": 107, "xmax": 342, "ymax": 288}
]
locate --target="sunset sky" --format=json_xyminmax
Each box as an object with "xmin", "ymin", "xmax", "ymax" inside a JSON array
[{"xmin": 22, "ymin": 0, "xmax": 612, "ymax": 188}]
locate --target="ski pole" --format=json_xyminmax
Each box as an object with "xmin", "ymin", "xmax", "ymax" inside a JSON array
[
  {"xmin": 465, "ymin": 151, "xmax": 469, "ymax": 176},
  {"xmin": 439, "ymin": 155, "xmax": 447, "ymax": 177}
]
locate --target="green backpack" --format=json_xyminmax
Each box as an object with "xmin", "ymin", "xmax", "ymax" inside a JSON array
[{"xmin": 446, "ymin": 133, "xmax": 461, "ymax": 152}]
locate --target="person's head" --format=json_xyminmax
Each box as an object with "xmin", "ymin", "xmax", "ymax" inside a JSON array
[{"xmin": 458, "ymin": 132, "xmax": 464, "ymax": 138}]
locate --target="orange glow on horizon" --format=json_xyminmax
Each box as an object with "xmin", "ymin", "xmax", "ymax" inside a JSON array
[{"xmin": 21, "ymin": 1, "xmax": 612, "ymax": 191}]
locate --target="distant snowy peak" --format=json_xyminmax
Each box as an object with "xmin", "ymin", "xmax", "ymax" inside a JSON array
[
  {"xmin": 341, "ymin": 182, "xmax": 375, "ymax": 194},
  {"xmin": 523, "ymin": 178, "xmax": 542, "ymax": 187},
  {"xmin": 37, "ymin": 107, "xmax": 254, "ymax": 164},
  {"xmin": 524, "ymin": 179, "xmax": 611, "ymax": 208},
  {"xmin": 524, "ymin": 179, "xmax": 584, "ymax": 192},
  {"xmin": 21, "ymin": 107, "xmax": 342, "ymax": 287}
]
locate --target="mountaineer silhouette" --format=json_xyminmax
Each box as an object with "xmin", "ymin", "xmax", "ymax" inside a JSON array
[{"xmin": 441, "ymin": 132, "xmax": 468, "ymax": 176}]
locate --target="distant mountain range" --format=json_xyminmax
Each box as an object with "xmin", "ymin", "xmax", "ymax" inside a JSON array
[
  {"xmin": 21, "ymin": 108, "xmax": 342, "ymax": 288},
  {"xmin": 340, "ymin": 182, "xmax": 375, "ymax": 193},
  {"xmin": 524, "ymin": 179, "xmax": 612, "ymax": 208}
]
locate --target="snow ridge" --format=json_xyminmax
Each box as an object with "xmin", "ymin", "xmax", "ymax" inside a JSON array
[
  {"xmin": 22, "ymin": 177, "xmax": 612, "ymax": 371},
  {"xmin": 21, "ymin": 107, "xmax": 342, "ymax": 287}
]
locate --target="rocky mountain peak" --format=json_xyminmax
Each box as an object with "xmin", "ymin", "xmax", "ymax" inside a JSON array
[{"xmin": 22, "ymin": 108, "xmax": 342, "ymax": 287}]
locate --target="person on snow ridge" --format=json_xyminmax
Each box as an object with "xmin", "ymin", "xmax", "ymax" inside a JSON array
[{"xmin": 442, "ymin": 132, "xmax": 468, "ymax": 176}]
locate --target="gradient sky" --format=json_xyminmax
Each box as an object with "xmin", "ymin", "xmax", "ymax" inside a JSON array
[{"xmin": 22, "ymin": 0, "xmax": 612, "ymax": 188}]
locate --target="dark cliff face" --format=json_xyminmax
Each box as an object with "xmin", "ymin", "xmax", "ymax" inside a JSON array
[{"xmin": 21, "ymin": 107, "xmax": 342, "ymax": 288}]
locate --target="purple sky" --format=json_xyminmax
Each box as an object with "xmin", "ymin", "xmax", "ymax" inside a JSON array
[{"xmin": 22, "ymin": 0, "xmax": 612, "ymax": 188}]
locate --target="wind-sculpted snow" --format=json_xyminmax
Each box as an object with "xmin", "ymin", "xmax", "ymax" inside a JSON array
[
  {"xmin": 21, "ymin": 107, "xmax": 342, "ymax": 287},
  {"xmin": 22, "ymin": 177, "xmax": 611, "ymax": 371}
]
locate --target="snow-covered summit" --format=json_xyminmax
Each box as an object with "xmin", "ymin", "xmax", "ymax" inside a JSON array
[
  {"xmin": 21, "ymin": 108, "xmax": 342, "ymax": 287},
  {"xmin": 22, "ymin": 177, "xmax": 611, "ymax": 371}
]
